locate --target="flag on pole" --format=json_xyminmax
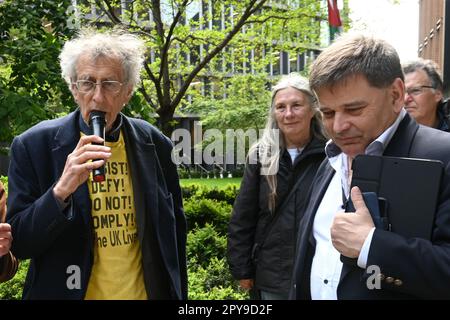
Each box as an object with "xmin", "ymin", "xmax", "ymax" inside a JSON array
[{"xmin": 327, "ymin": 0, "xmax": 342, "ymax": 41}]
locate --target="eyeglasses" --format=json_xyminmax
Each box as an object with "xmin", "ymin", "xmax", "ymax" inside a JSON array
[
  {"xmin": 72, "ymin": 80, "xmax": 123, "ymax": 94},
  {"xmin": 405, "ymin": 85, "xmax": 435, "ymax": 97}
]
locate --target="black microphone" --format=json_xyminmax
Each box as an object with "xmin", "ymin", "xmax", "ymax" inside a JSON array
[{"xmin": 89, "ymin": 111, "xmax": 106, "ymax": 182}]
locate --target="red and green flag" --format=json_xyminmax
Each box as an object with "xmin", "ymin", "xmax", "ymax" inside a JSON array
[{"xmin": 327, "ymin": 0, "xmax": 342, "ymax": 41}]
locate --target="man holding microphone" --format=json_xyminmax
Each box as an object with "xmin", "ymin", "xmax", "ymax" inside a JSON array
[{"xmin": 6, "ymin": 28, "xmax": 187, "ymax": 300}]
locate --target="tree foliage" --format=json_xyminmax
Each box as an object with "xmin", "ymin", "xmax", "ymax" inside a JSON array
[
  {"xmin": 187, "ymin": 73, "xmax": 271, "ymax": 132},
  {"xmin": 0, "ymin": 1, "xmax": 75, "ymax": 147},
  {"xmin": 0, "ymin": 0, "xmax": 326, "ymax": 141},
  {"xmin": 73, "ymin": 0, "xmax": 323, "ymax": 134}
]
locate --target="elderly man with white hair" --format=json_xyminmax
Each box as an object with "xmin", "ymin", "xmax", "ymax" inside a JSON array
[{"xmin": 6, "ymin": 28, "xmax": 187, "ymax": 300}]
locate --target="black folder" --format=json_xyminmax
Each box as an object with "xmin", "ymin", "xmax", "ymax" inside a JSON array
[{"xmin": 350, "ymin": 154, "xmax": 444, "ymax": 240}]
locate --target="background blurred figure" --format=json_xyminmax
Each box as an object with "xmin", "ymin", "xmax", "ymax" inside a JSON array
[
  {"xmin": 0, "ymin": 180, "xmax": 18, "ymax": 283},
  {"xmin": 403, "ymin": 58, "xmax": 449, "ymax": 131},
  {"xmin": 227, "ymin": 73, "xmax": 327, "ymax": 300}
]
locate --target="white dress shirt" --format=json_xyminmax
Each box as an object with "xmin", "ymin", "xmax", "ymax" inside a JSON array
[{"xmin": 310, "ymin": 108, "xmax": 407, "ymax": 300}]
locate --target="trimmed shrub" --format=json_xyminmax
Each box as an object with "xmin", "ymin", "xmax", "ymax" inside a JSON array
[
  {"xmin": 187, "ymin": 224, "xmax": 227, "ymax": 268},
  {"xmin": 188, "ymin": 257, "xmax": 248, "ymax": 300},
  {"xmin": 0, "ymin": 259, "xmax": 28, "ymax": 300},
  {"xmin": 182, "ymin": 184, "xmax": 239, "ymax": 204},
  {"xmin": 184, "ymin": 199, "xmax": 232, "ymax": 234},
  {"xmin": 194, "ymin": 185, "xmax": 238, "ymax": 205},
  {"xmin": 181, "ymin": 184, "xmax": 200, "ymax": 199}
]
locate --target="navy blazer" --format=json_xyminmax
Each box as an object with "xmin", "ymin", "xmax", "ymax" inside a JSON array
[
  {"xmin": 7, "ymin": 109, "xmax": 187, "ymax": 299},
  {"xmin": 292, "ymin": 113, "xmax": 450, "ymax": 299}
]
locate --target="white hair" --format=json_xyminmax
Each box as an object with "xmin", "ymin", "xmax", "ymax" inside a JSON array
[{"xmin": 59, "ymin": 28, "xmax": 145, "ymax": 90}]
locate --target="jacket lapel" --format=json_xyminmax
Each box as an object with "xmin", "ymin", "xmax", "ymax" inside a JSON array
[
  {"xmin": 383, "ymin": 113, "xmax": 418, "ymax": 158},
  {"xmin": 122, "ymin": 118, "xmax": 158, "ymax": 243},
  {"xmin": 338, "ymin": 113, "xmax": 419, "ymax": 290},
  {"xmin": 51, "ymin": 110, "xmax": 92, "ymax": 228},
  {"xmin": 295, "ymin": 160, "xmax": 335, "ymax": 290}
]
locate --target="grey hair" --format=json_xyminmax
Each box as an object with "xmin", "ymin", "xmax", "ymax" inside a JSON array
[
  {"xmin": 249, "ymin": 73, "xmax": 327, "ymax": 212},
  {"xmin": 309, "ymin": 33, "xmax": 403, "ymax": 92},
  {"xmin": 59, "ymin": 28, "xmax": 145, "ymax": 90},
  {"xmin": 402, "ymin": 58, "xmax": 443, "ymax": 92}
]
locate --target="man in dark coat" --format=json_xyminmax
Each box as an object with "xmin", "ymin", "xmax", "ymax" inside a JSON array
[
  {"xmin": 6, "ymin": 29, "xmax": 187, "ymax": 299},
  {"xmin": 291, "ymin": 34, "xmax": 450, "ymax": 300}
]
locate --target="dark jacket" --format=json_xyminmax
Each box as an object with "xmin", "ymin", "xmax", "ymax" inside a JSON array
[
  {"xmin": 7, "ymin": 109, "xmax": 187, "ymax": 299},
  {"xmin": 0, "ymin": 181, "xmax": 18, "ymax": 283},
  {"xmin": 437, "ymin": 98, "xmax": 450, "ymax": 132},
  {"xmin": 292, "ymin": 113, "xmax": 450, "ymax": 299},
  {"xmin": 227, "ymin": 136, "xmax": 326, "ymax": 295}
]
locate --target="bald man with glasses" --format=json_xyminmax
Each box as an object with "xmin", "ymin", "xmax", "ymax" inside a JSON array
[{"xmin": 403, "ymin": 58, "xmax": 450, "ymax": 131}]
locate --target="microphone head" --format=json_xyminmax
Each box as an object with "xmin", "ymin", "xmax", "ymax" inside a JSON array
[{"xmin": 89, "ymin": 110, "xmax": 106, "ymax": 125}]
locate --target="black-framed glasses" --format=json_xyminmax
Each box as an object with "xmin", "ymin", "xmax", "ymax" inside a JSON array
[
  {"xmin": 72, "ymin": 80, "xmax": 123, "ymax": 94},
  {"xmin": 405, "ymin": 85, "xmax": 435, "ymax": 97}
]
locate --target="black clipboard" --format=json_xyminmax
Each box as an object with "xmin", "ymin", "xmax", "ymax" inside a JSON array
[{"xmin": 350, "ymin": 155, "xmax": 444, "ymax": 240}]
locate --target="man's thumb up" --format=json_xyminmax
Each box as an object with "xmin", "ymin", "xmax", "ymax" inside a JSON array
[
  {"xmin": 350, "ymin": 186, "xmax": 371, "ymax": 218},
  {"xmin": 331, "ymin": 186, "xmax": 375, "ymax": 257}
]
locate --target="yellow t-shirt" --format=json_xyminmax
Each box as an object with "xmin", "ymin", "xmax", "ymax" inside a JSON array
[{"xmin": 85, "ymin": 131, "xmax": 147, "ymax": 300}]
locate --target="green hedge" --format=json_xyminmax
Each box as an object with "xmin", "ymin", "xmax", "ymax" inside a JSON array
[
  {"xmin": 0, "ymin": 259, "xmax": 28, "ymax": 299},
  {"xmin": 0, "ymin": 176, "xmax": 7, "ymax": 191},
  {"xmin": 182, "ymin": 184, "xmax": 239, "ymax": 204},
  {"xmin": 1, "ymin": 175, "xmax": 26, "ymax": 299},
  {"xmin": 187, "ymin": 224, "xmax": 227, "ymax": 268},
  {"xmin": 188, "ymin": 257, "xmax": 247, "ymax": 300},
  {"xmin": 184, "ymin": 199, "xmax": 232, "ymax": 234}
]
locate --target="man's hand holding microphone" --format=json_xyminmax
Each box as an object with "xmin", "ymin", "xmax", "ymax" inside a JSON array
[{"xmin": 53, "ymin": 111, "xmax": 110, "ymax": 203}]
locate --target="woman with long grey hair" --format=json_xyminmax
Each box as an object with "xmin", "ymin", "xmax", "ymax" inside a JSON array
[{"xmin": 227, "ymin": 73, "xmax": 327, "ymax": 299}]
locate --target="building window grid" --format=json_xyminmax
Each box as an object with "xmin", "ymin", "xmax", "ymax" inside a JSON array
[
  {"xmin": 75, "ymin": 0, "xmax": 317, "ymax": 92},
  {"xmin": 208, "ymin": 0, "xmax": 213, "ymax": 30}
]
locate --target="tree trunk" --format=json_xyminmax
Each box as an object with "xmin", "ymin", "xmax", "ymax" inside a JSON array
[{"xmin": 157, "ymin": 108, "xmax": 176, "ymax": 138}]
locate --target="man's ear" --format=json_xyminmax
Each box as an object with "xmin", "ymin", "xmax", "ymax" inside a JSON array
[
  {"xmin": 391, "ymin": 77, "xmax": 405, "ymax": 112},
  {"xmin": 434, "ymin": 89, "xmax": 443, "ymax": 104},
  {"xmin": 70, "ymin": 83, "xmax": 79, "ymax": 103},
  {"xmin": 126, "ymin": 85, "xmax": 133, "ymax": 100}
]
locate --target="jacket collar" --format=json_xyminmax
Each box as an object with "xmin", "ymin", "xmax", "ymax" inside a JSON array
[
  {"xmin": 290, "ymin": 136, "xmax": 326, "ymax": 166},
  {"xmin": 50, "ymin": 109, "xmax": 160, "ymax": 234},
  {"xmin": 78, "ymin": 112, "xmax": 123, "ymax": 142},
  {"xmin": 296, "ymin": 114, "xmax": 419, "ymax": 294},
  {"xmin": 383, "ymin": 112, "xmax": 419, "ymax": 158}
]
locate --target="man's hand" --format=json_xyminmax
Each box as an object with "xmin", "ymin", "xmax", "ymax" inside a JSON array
[
  {"xmin": 53, "ymin": 135, "xmax": 111, "ymax": 202},
  {"xmin": 0, "ymin": 223, "xmax": 12, "ymax": 257},
  {"xmin": 239, "ymin": 279, "xmax": 254, "ymax": 290},
  {"xmin": 331, "ymin": 186, "xmax": 375, "ymax": 258}
]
